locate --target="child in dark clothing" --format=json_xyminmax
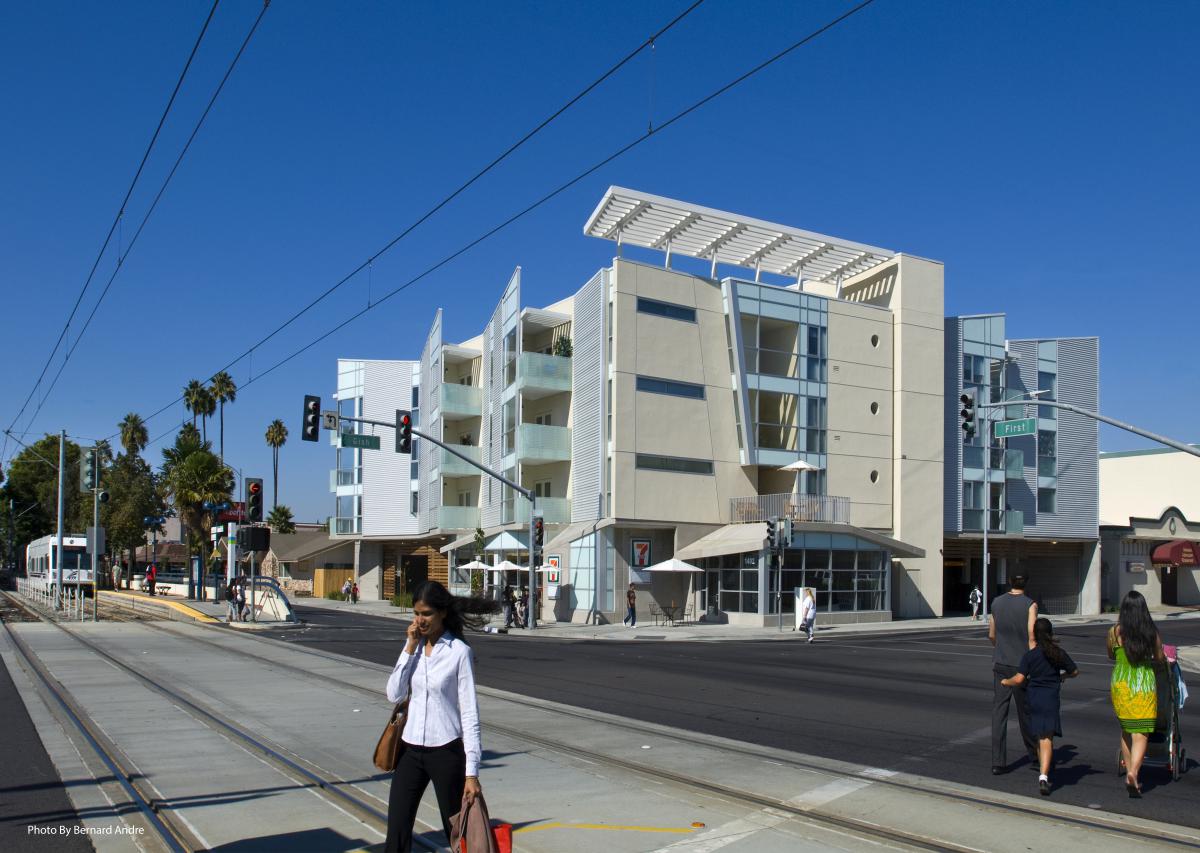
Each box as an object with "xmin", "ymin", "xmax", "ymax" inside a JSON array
[{"xmin": 1001, "ymin": 617, "xmax": 1080, "ymax": 795}]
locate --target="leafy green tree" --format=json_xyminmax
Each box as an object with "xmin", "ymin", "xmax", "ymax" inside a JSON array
[
  {"xmin": 161, "ymin": 429, "xmax": 232, "ymax": 570},
  {"xmin": 210, "ymin": 372, "xmax": 237, "ymax": 460},
  {"xmin": 104, "ymin": 452, "xmax": 164, "ymax": 587},
  {"xmin": 267, "ymin": 504, "xmax": 296, "ymax": 534},
  {"xmin": 0, "ymin": 435, "xmax": 89, "ymax": 560},
  {"xmin": 264, "ymin": 419, "xmax": 288, "ymax": 508}
]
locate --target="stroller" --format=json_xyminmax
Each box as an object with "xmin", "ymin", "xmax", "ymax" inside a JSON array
[{"xmin": 1118, "ymin": 644, "xmax": 1188, "ymax": 782}]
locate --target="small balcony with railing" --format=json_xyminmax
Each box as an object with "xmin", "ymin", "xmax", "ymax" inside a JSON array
[
  {"xmin": 438, "ymin": 444, "xmax": 482, "ymax": 477},
  {"xmin": 329, "ymin": 517, "xmax": 360, "ymax": 536},
  {"xmin": 962, "ymin": 509, "xmax": 1024, "ymax": 535},
  {"xmin": 441, "ymin": 383, "xmax": 483, "ymax": 420},
  {"xmin": 729, "ymin": 493, "xmax": 850, "ymax": 524},
  {"xmin": 330, "ymin": 468, "xmax": 361, "ymax": 490},
  {"xmin": 517, "ymin": 422, "xmax": 571, "ymax": 463},
  {"xmin": 964, "ymin": 446, "xmax": 1024, "ymax": 479},
  {"xmin": 436, "ymin": 505, "xmax": 481, "ymax": 531},
  {"xmin": 516, "ymin": 351, "xmax": 571, "ymax": 398},
  {"xmin": 500, "ymin": 495, "xmax": 571, "ymax": 525}
]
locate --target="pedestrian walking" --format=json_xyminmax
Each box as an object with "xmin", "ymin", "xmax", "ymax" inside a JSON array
[
  {"xmin": 342, "ymin": 578, "xmax": 352, "ymax": 598},
  {"xmin": 147, "ymin": 564, "xmax": 157, "ymax": 596},
  {"xmin": 237, "ymin": 577, "xmax": 249, "ymax": 622},
  {"xmin": 518, "ymin": 586, "xmax": 529, "ymax": 627},
  {"xmin": 351, "ymin": 581, "xmax": 360, "ymax": 605},
  {"xmin": 1107, "ymin": 590, "xmax": 1166, "ymax": 798},
  {"xmin": 624, "ymin": 583, "xmax": 637, "ymax": 627},
  {"xmin": 384, "ymin": 581, "xmax": 496, "ymax": 853},
  {"xmin": 501, "ymin": 584, "xmax": 514, "ymax": 628},
  {"xmin": 797, "ymin": 587, "xmax": 817, "ymax": 642},
  {"xmin": 969, "ymin": 584, "xmax": 983, "ymax": 620},
  {"xmin": 1000, "ymin": 618, "xmax": 1079, "ymax": 795},
  {"xmin": 988, "ymin": 573, "xmax": 1038, "ymax": 774},
  {"xmin": 225, "ymin": 578, "xmax": 240, "ymax": 622}
]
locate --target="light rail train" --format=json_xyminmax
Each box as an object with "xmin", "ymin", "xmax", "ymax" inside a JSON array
[{"xmin": 25, "ymin": 534, "xmax": 92, "ymax": 597}]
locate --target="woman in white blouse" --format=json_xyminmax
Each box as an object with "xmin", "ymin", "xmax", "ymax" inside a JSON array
[{"xmin": 384, "ymin": 580, "xmax": 494, "ymax": 852}]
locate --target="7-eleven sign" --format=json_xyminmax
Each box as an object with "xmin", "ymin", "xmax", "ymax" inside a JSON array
[{"xmin": 632, "ymin": 539, "xmax": 651, "ymax": 568}]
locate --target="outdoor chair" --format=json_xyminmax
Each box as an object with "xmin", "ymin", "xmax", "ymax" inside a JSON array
[{"xmin": 649, "ymin": 602, "xmax": 662, "ymax": 625}]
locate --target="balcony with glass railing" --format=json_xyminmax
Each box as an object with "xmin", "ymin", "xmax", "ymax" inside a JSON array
[
  {"xmin": 330, "ymin": 469, "xmax": 360, "ymax": 489},
  {"xmin": 441, "ymin": 383, "xmax": 483, "ymax": 419},
  {"xmin": 1038, "ymin": 456, "xmax": 1056, "ymax": 478},
  {"xmin": 517, "ymin": 352, "xmax": 571, "ymax": 396},
  {"xmin": 743, "ymin": 347, "xmax": 800, "ymax": 379},
  {"xmin": 438, "ymin": 444, "xmax": 482, "ymax": 477},
  {"xmin": 517, "ymin": 423, "xmax": 571, "ymax": 463},
  {"xmin": 329, "ymin": 517, "xmax": 360, "ymax": 536},
  {"xmin": 535, "ymin": 496, "xmax": 570, "ymax": 524},
  {"xmin": 436, "ymin": 505, "xmax": 481, "ymax": 530},
  {"xmin": 962, "ymin": 509, "xmax": 1024, "ymax": 534}
]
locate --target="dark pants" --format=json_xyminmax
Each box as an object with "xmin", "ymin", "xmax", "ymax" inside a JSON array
[
  {"xmin": 992, "ymin": 664, "xmax": 1037, "ymax": 767},
  {"xmin": 625, "ymin": 605, "xmax": 636, "ymax": 626},
  {"xmin": 385, "ymin": 739, "xmax": 465, "ymax": 853}
]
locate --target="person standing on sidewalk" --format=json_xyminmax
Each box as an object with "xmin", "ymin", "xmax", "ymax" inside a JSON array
[
  {"xmin": 989, "ymin": 573, "xmax": 1038, "ymax": 774},
  {"xmin": 624, "ymin": 583, "xmax": 637, "ymax": 627},
  {"xmin": 384, "ymin": 581, "xmax": 495, "ymax": 853},
  {"xmin": 146, "ymin": 564, "xmax": 157, "ymax": 596},
  {"xmin": 351, "ymin": 581, "xmax": 359, "ymax": 605},
  {"xmin": 969, "ymin": 585, "xmax": 983, "ymax": 620},
  {"xmin": 797, "ymin": 587, "xmax": 816, "ymax": 642}
]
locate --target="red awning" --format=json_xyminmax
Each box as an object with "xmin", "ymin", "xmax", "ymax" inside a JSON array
[{"xmin": 1151, "ymin": 539, "xmax": 1200, "ymax": 567}]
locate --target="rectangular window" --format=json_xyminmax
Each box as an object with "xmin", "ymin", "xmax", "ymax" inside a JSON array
[
  {"xmin": 535, "ymin": 412, "xmax": 552, "ymax": 426},
  {"xmin": 457, "ymin": 491, "xmax": 471, "ymax": 506},
  {"xmin": 637, "ymin": 297, "xmax": 696, "ymax": 323},
  {"xmin": 534, "ymin": 480, "xmax": 552, "ymax": 498},
  {"xmin": 1038, "ymin": 371, "xmax": 1057, "ymax": 420},
  {"xmin": 411, "ymin": 386, "xmax": 419, "ymax": 406},
  {"xmin": 636, "ymin": 375, "xmax": 705, "ymax": 399},
  {"xmin": 635, "ymin": 454, "xmax": 714, "ymax": 475},
  {"xmin": 1038, "ymin": 430, "xmax": 1056, "ymax": 459},
  {"xmin": 1037, "ymin": 488, "xmax": 1056, "ymax": 513},
  {"xmin": 410, "ymin": 491, "xmax": 419, "ymax": 515}
]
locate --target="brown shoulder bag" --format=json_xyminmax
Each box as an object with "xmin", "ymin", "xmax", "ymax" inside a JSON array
[{"xmin": 373, "ymin": 698, "xmax": 409, "ymax": 772}]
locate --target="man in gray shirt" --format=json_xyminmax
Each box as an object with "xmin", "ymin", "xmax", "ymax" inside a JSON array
[{"xmin": 988, "ymin": 573, "xmax": 1038, "ymax": 774}]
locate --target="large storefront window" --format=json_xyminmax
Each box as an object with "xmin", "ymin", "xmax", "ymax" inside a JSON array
[{"xmin": 768, "ymin": 533, "xmax": 889, "ymax": 614}]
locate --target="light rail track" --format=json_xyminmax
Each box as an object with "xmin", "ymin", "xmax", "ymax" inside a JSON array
[{"xmin": 130, "ymin": 614, "xmax": 1200, "ymax": 852}]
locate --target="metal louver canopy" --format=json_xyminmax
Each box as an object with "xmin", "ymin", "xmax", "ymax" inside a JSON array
[{"xmin": 583, "ymin": 187, "xmax": 894, "ymax": 284}]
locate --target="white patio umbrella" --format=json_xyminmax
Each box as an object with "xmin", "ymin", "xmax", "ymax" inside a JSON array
[
  {"xmin": 456, "ymin": 559, "xmax": 490, "ymax": 571},
  {"xmin": 642, "ymin": 558, "xmax": 704, "ymax": 623},
  {"xmin": 778, "ymin": 458, "xmax": 823, "ymax": 495}
]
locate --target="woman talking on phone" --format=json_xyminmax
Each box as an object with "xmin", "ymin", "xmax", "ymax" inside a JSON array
[{"xmin": 384, "ymin": 580, "xmax": 495, "ymax": 852}]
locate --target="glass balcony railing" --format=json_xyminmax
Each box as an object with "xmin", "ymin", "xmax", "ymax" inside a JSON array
[
  {"xmin": 439, "ymin": 444, "xmax": 482, "ymax": 477},
  {"xmin": 728, "ymin": 493, "xmax": 850, "ymax": 524},
  {"xmin": 517, "ymin": 352, "xmax": 571, "ymax": 394},
  {"xmin": 1038, "ymin": 456, "xmax": 1056, "ymax": 478},
  {"xmin": 518, "ymin": 423, "xmax": 571, "ymax": 462},
  {"xmin": 1005, "ymin": 449, "xmax": 1024, "ymax": 479},
  {"xmin": 441, "ymin": 383, "xmax": 483, "ymax": 419},
  {"xmin": 437, "ymin": 505, "xmax": 480, "ymax": 530},
  {"xmin": 330, "ymin": 469, "xmax": 360, "ymax": 489},
  {"xmin": 962, "ymin": 509, "xmax": 1024, "ymax": 534},
  {"xmin": 329, "ymin": 517, "xmax": 360, "ymax": 536},
  {"xmin": 535, "ymin": 496, "xmax": 570, "ymax": 524}
]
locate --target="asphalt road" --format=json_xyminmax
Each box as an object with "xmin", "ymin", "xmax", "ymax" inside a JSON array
[{"xmin": 262, "ymin": 607, "xmax": 1200, "ymax": 828}]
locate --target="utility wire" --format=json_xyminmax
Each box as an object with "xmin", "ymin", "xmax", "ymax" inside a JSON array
[
  {"xmin": 20, "ymin": 1, "xmax": 272, "ymax": 440},
  {"xmin": 129, "ymin": 0, "xmax": 708, "ymax": 434},
  {"xmin": 4, "ymin": 0, "xmax": 223, "ymax": 449},
  {"xmin": 130, "ymin": 0, "xmax": 879, "ymax": 452}
]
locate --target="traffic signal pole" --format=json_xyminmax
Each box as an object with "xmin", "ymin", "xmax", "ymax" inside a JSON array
[
  {"xmin": 55, "ymin": 430, "xmax": 65, "ymax": 612},
  {"xmin": 334, "ymin": 411, "xmax": 541, "ymax": 627}
]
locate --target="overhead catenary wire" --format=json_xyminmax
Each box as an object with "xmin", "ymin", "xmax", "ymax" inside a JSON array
[
  {"xmin": 3, "ymin": 0, "xmax": 224, "ymax": 456},
  {"xmin": 122, "ymin": 0, "xmax": 708, "ymax": 438},
  {"xmin": 18, "ymin": 1, "xmax": 273, "ymax": 443},
  {"xmin": 130, "ymin": 0, "xmax": 879, "ymax": 453}
]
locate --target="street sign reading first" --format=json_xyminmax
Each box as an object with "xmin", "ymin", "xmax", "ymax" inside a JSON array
[
  {"xmin": 994, "ymin": 417, "xmax": 1036, "ymax": 439},
  {"xmin": 340, "ymin": 433, "xmax": 381, "ymax": 450}
]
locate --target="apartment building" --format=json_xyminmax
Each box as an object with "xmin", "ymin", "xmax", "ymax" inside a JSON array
[
  {"xmin": 334, "ymin": 188, "xmax": 966, "ymax": 621},
  {"xmin": 942, "ymin": 315, "xmax": 1101, "ymax": 615}
]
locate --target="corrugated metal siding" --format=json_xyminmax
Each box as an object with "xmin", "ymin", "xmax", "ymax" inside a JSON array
[
  {"xmin": 943, "ymin": 317, "xmax": 963, "ymax": 532},
  {"xmin": 361, "ymin": 361, "xmax": 419, "ymax": 536},
  {"xmin": 481, "ymin": 273, "xmax": 519, "ymax": 528},
  {"xmin": 418, "ymin": 311, "xmax": 442, "ymax": 533},
  {"xmin": 1012, "ymin": 337, "xmax": 1099, "ymax": 539},
  {"xmin": 571, "ymin": 270, "xmax": 605, "ymax": 522}
]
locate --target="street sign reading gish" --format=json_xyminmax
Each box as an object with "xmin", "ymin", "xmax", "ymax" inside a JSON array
[
  {"xmin": 340, "ymin": 433, "xmax": 381, "ymax": 450},
  {"xmin": 994, "ymin": 417, "xmax": 1036, "ymax": 438}
]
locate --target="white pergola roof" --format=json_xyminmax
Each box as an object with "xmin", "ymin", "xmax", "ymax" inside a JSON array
[{"xmin": 583, "ymin": 187, "xmax": 895, "ymax": 284}]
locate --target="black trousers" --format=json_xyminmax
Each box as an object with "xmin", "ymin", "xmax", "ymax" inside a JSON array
[
  {"xmin": 385, "ymin": 739, "xmax": 465, "ymax": 853},
  {"xmin": 992, "ymin": 664, "xmax": 1037, "ymax": 767}
]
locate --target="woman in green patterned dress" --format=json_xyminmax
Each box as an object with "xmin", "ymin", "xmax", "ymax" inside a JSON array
[{"xmin": 1107, "ymin": 590, "xmax": 1165, "ymax": 797}]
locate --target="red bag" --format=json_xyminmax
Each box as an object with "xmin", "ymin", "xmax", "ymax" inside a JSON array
[
  {"xmin": 451, "ymin": 792, "xmax": 511, "ymax": 853},
  {"xmin": 459, "ymin": 822, "xmax": 511, "ymax": 853}
]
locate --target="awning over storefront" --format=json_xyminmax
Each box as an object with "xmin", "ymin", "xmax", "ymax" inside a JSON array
[
  {"xmin": 543, "ymin": 519, "xmax": 616, "ymax": 553},
  {"xmin": 676, "ymin": 524, "xmax": 767, "ymax": 561},
  {"xmin": 674, "ymin": 522, "xmax": 926, "ymax": 561},
  {"xmin": 1151, "ymin": 539, "xmax": 1200, "ymax": 566}
]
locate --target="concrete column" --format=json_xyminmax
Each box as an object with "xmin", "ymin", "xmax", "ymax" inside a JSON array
[{"xmin": 1079, "ymin": 541, "xmax": 1101, "ymax": 616}]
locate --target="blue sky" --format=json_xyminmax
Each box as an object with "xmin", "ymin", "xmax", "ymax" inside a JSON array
[{"xmin": 2, "ymin": 0, "xmax": 1197, "ymax": 522}]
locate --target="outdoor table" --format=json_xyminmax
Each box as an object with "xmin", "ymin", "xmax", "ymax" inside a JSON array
[{"xmin": 660, "ymin": 604, "xmax": 681, "ymax": 626}]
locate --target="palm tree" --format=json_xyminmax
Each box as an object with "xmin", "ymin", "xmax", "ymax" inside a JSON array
[
  {"xmin": 265, "ymin": 419, "xmax": 288, "ymax": 508},
  {"xmin": 183, "ymin": 380, "xmax": 206, "ymax": 428},
  {"xmin": 162, "ymin": 444, "xmax": 233, "ymax": 570},
  {"xmin": 267, "ymin": 504, "xmax": 296, "ymax": 534},
  {"xmin": 196, "ymin": 386, "xmax": 216, "ymax": 444},
  {"xmin": 210, "ymin": 372, "xmax": 237, "ymax": 460},
  {"xmin": 119, "ymin": 412, "xmax": 149, "ymax": 458}
]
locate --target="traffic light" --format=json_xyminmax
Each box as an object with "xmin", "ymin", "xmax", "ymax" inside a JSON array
[
  {"xmin": 532, "ymin": 514, "xmax": 544, "ymax": 550},
  {"xmin": 301, "ymin": 395, "xmax": 321, "ymax": 441},
  {"xmin": 98, "ymin": 491, "xmax": 109, "ymax": 504},
  {"xmin": 959, "ymin": 389, "xmax": 977, "ymax": 441},
  {"xmin": 245, "ymin": 478, "xmax": 264, "ymax": 523},
  {"xmin": 396, "ymin": 409, "xmax": 412, "ymax": 454},
  {"xmin": 765, "ymin": 516, "xmax": 777, "ymax": 550},
  {"xmin": 80, "ymin": 448, "xmax": 97, "ymax": 491}
]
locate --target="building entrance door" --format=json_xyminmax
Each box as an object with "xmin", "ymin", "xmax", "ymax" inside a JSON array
[
  {"xmin": 1162, "ymin": 563, "xmax": 1180, "ymax": 606},
  {"xmin": 401, "ymin": 555, "xmax": 428, "ymax": 596}
]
